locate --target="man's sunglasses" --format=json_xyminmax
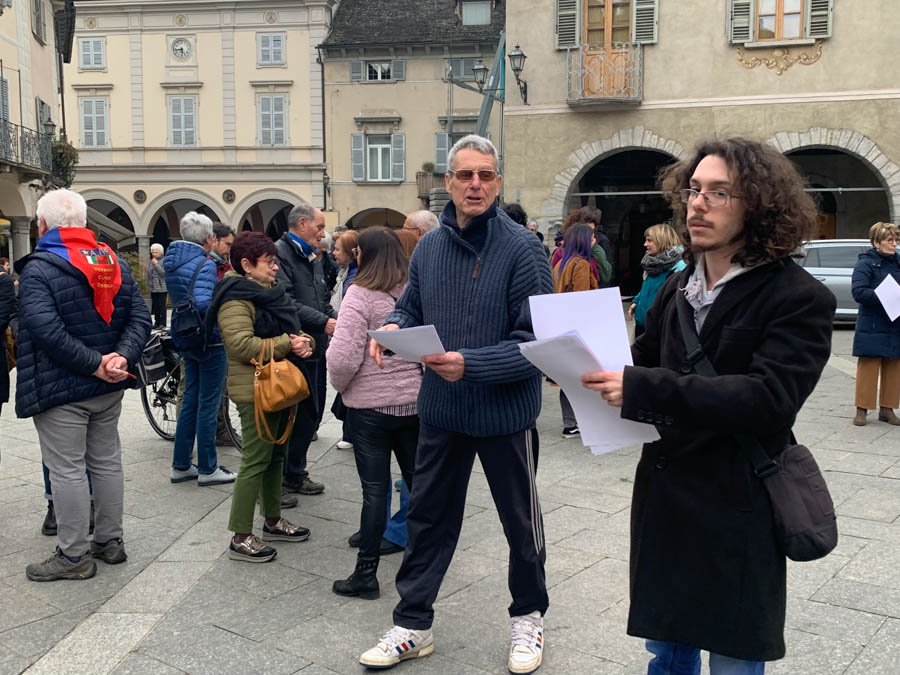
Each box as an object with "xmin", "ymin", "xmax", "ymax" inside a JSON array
[{"xmin": 448, "ymin": 169, "xmax": 499, "ymax": 182}]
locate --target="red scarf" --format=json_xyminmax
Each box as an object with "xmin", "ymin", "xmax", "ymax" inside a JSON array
[{"xmin": 36, "ymin": 227, "xmax": 122, "ymax": 324}]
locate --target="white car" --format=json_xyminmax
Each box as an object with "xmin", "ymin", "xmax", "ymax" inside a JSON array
[{"xmin": 799, "ymin": 239, "xmax": 871, "ymax": 322}]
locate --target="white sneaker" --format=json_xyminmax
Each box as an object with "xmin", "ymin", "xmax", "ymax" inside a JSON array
[
  {"xmin": 359, "ymin": 625, "xmax": 434, "ymax": 669},
  {"xmin": 171, "ymin": 465, "xmax": 199, "ymax": 484},
  {"xmin": 198, "ymin": 466, "xmax": 237, "ymax": 486},
  {"xmin": 508, "ymin": 611, "xmax": 543, "ymax": 674},
  {"xmin": 336, "ymin": 439, "xmax": 353, "ymax": 450}
]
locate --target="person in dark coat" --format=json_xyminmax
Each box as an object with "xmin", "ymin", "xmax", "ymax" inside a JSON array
[
  {"xmin": 851, "ymin": 221, "xmax": 900, "ymax": 426},
  {"xmin": 583, "ymin": 138, "xmax": 836, "ymax": 671},
  {"xmin": 16, "ymin": 188, "xmax": 151, "ymax": 582},
  {"xmin": 0, "ymin": 260, "xmax": 15, "ymax": 417},
  {"xmin": 274, "ymin": 199, "xmax": 334, "ymax": 496}
]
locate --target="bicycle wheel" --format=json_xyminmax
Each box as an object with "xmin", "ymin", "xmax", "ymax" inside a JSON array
[
  {"xmin": 141, "ymin": 365, "xmax": 180, "ymax": 441},
  {"xmin": 223, "ymin": 395, "xmax": 243, "ymax": 451}
]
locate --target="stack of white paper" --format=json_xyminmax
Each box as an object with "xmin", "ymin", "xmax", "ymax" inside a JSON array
[
  {"xmin": 874, "ymin": 274, "xmax": 900, "ymax": 322},
  {"xmin": 366, "ymin": 325, "xmax": 446, "ymax": 364},
  {"xmin": 523, "ymin": 289, "xmax": 660, "ymax": 455}
]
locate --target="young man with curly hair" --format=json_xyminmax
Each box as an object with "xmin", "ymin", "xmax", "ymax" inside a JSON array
[{"xmin": 583, "ymin": 138, "xmax": 836, "ymax": 673}]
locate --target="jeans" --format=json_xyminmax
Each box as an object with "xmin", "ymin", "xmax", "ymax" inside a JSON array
[
  {"xmin": 43, "ymin": 463, "xmax": 92, "ymax": 501},
  {"xmin": 172, "ymin": 346, "xmax": 227, "ymax": 475},
  {"xmin": 346, "ymin": 407, "xmax": 418, "ymax": 559},
  {"xmin": 228, "ymin": 404, "xmax": 291, "ymax": 533},
  {"xmin": 560, "ymin": 391, "xmax": 576, "ymax": 428},
  {"xmin": 384, "ymin": 478, "xmax": 410, "ymax": 547},
  {"xmin": 646, "ymin": 641, "xmax": 765, "ymax": 675}
]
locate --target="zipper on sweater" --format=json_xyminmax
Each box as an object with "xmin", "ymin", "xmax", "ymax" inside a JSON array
[{"xmin": 472, "ymin": 258, "xmax": 481, "ymax": 279}]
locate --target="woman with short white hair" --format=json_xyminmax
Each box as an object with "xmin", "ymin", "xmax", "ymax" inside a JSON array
[{"xmin": 147, "ymin": 243, "xmax": 167, "ymax": 329}]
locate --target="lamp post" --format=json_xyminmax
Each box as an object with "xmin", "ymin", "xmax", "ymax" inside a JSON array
[
  {"xmin": 507, "ymin": 44, "xmax": 528, "ymax": 105},
  {"xmin": 472, "ymin": 60, "xmax": 489, "ymax": 90}
]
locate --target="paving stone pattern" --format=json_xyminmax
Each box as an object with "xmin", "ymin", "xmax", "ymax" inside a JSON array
[{"xmin": 1, "ymin": 326, "xmax": 899, "ymax": 673}]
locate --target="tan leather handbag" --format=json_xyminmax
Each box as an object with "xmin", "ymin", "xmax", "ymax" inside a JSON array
[{"xmin": 251, "ymin": 338, "xmax": 309, "ymax": 444}]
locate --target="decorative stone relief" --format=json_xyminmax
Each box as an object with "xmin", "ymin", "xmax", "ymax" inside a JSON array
[
  {"xmin": 175, "ymin": 14, "xmax": 187, "ymax": 27},
  {"xmin": 85, "ymin": 17, "xmax": 97, "ymax": 29},
  {"xmin": 737, "ymin": 42, "xmax": 823, "ymax": 76},
  {"xmin": 222, "ymin": 190, "xmax": 236, "ymax": 204},
  {"xmin": 134, "ymin": 190, "xmax": 146, "ymax": 204},
  {"xmin": 265, "ymin": 11, "xmax": 278, "ymax": 24}
]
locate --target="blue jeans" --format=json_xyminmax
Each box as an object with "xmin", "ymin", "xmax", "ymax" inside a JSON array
[
  {"xmin": 383, "ymin": 478, "xmax": 410, "ymax": 547},
  {"xmin": 172, "ymin": 346, "xmax": 227, "ymax": 475},
  {"xmin": 647, "ymin": 641, "xmax": 765, "ymax": 675}
]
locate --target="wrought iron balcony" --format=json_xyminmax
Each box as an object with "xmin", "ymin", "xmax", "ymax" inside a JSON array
[
  {"xmin": 567, "ymin": 43, "xmax": 643, "ymax": 105},
  {"xmin": 0, "ymin": 120, "xmax": 53, "ymax": 175}
]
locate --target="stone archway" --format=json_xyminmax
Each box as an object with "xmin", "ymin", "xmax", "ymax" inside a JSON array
[
  {"xmin": 80, "ymin": 189, "xmax": 141, "ymax": 233},
  {"xmin": 539, "ymin": 126, "xmax": 688, "ymax": 228},
  {"xmin": 768, "ymin": 127, "xmax": 900, "ymax": 223},
  {"xmin": 140, "ymin": 188, "xmax": 230, "ymax": 236}
]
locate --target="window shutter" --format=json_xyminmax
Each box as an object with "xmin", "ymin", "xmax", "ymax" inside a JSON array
[
  {"xmin": 632, "ymin": 0, "xmax": 658, "ymax": 44},
  {"xmin": 806, "ymin": 0, "xmax": 833, "ymax": 39},
  {"xmin": 171, "ymin": 97, "xmax": 182, "ymax": 145},
  {"xmin": 272, "ymin": 34, "xmax": 284, "ymax": 63},
  {"xmin": 728, "ymin": 0, "xmax": 754, "ymax": 44},
  {"xmin": 272, "ymin": 95, "xmax": 285, "ymax": 145},
  {"xmin": 259, "ymin": 34, "xmax": 271, "ymax": 64},
  {"xmin": 93, "ymin": 39, "xmax": 104, "ymax": 67},
  {"xmin": 391, "ymin": 60, "xmax": 406, "ymax": 81},
  {"xmin": 259, "ymin": 96, "xmax": 272, "ymax": 145},
  {"xmin": 350, "ymin": 61, "xmax": 363, "ymax": 81},
  {"xmin": 351, "ymin": 133, "xmax": 365, "ymax": 182},
  {"xmin": 183, "ymin": 98, "xmax": 195, "ymax": 146},
  {"xmin": 95, "ymin": 99, "xmax": 106, "ymax": 147},
  {"xmin": 556, "ymin": 0, "xmax": 579, "ymax": 49},
  {"xmin": 434, "ymin": 132, "xmax": 449, "ymax": 174},
  {"xmin": 0, "ymin": 78, "xmax": 9, "ymax": 122},
  {"xmin": 80, "ymin": 39, "xmax": 91, "ymax": 68},
  {"xmin": 391, "ymin": 133, "xmax": 405, "ymax": 182},
  {"xmin": 82, "ymin": 99, "xmax": 94, "ymax": 146}
]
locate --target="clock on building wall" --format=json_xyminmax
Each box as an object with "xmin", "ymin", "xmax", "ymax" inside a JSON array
[{"xmin": 172, "ymin": 37, "xmax": 192, "ymax": 60}]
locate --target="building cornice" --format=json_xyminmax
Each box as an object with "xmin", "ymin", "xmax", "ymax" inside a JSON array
[
  {"xmin": 72, "ymin": 83, "xmax": 114, "ymax": 90},
  {"xmin": 160, "ymin": 81, "xmax": 203, "ymax": 89}
]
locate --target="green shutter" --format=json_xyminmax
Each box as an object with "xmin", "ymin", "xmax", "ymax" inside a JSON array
[
  {"xmin": 728, "ymin": 0, "xmax": 754, "ymax": 44},
  {"xmin": 351, "ymin": 133, "xmax": 365, "ymax": 182},
  {"xmin": 806, "ymin": 0, "xmax": 833, "ymax": 39},
  {"xmin": 391, "ymin": 133, "xmax": 405, "ymax": 182},
  {"xmin": 556, "ymin": 0, "xmax": 579, "ymax": 49},
  {"xmin": 632, "ymin": 0, "xmax": 658, "ymax": 44}
]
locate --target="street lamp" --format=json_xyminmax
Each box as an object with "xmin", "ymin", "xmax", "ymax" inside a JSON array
[
  {"xmin": 472, "ymin": 60, "xmax": 489, "ymax": 90},
  {"xmin": 507, "ymin": 44, "xmax": 528, "ymax": 105}
]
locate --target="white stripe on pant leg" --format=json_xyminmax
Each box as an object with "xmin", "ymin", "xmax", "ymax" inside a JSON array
[
  {"xmin": 525, "ymin": 430, "xmax": 543, "ymax": 554},
  {"xmin": 530, "ymin": 429, "xmax": 544, "ymax": 549}
]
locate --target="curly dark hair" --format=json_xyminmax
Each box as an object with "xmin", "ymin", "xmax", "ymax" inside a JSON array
[
  {"xmin": 561, "ymin": 206, "xmax": 603, "ymax": 234},
  {"xmin": 659, "ymin": 138, "xmax": 817, "ymax": 265}
]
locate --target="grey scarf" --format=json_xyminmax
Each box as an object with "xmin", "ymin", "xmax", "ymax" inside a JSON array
[{"xmin": 641, "ymin": 246, "xmax": 683, "ymax": 276}]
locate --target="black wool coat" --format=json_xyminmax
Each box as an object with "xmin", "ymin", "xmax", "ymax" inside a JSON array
[
  {"xmin": 851, "ymin": 248, "xmax": 900, "ymax": 359},
  {"xmin": 0, "ymin": 272, "xmax": 15, "ymax": 403},
  {"xmin": 621, "ymin": 258, "xmax": 835, "ymax": 662}
]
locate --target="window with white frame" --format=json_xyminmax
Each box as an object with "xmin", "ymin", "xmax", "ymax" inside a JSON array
[
  {"xmin": 169, "ymin": 96, "xmax": 197, "ymax": 146},
  {"xmin": 80, "ymin": 98, "xmax": 108, "ymax": 148},
  {"xmin": 79, "ymin": 38, "xmax": 106, "ymax": 69},
  {"xmin": 462, "ymin": 1, "xmax": 492, "ymax": 25},
  {"xmin": 351, "ymin": 133, "xmax": 405, "ymax": 183},
  {"xmin": 31, "ymin": 0, "xmax": 46, "ymax": 43},
  {"xmin": 728, "ymin": 0, "xmax": 833, "ymax": 44},
  {"xmin": 258, "ymin": 33, "xmax": 285, "ymax": 65},
  {"xmin": 447, "ymin": 57, "xmax": 476, "ymax": 80},
  {"xmin": 349, "ymin": 60, "xmax": 406, "ymax": 82},
  {"xmin": 366, "ymin": 62, "xmax": 392, "ymax": 81},
  {"xmin": 258, "ymin": 94, "xmax": 286, "ymax": 146}
]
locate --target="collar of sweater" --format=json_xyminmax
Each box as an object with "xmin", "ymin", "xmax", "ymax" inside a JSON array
[{"xmin": 440, "ymin": 200, "xmax": 497, "ymax": 253}]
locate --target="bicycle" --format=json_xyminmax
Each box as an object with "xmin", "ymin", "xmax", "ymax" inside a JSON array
[{"xmin": 140, "ymin": 328, "xmax": 242, "ymax": 449}]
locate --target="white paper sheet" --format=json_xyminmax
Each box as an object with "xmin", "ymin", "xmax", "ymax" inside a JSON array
[
  {"xmin": 366, "ymin": 325, "xmax": 446, "ymax": 364},
  {"xmin": 874, "ymin": 274, "xmax": 900, "ymax": 322},
  {"xmin": 525, "ymin": 289, "xmax": 660, "ymax": 454}
]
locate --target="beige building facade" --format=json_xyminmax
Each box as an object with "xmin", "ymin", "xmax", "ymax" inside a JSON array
[
  {"xmin": 65, "ymin": 0, "xmax": 336, "ymax": 256},
  {"xmin": 504, "ymin": 0, "xmax": 900, "ymax": 294},
  {"xmin": 0, "ymin": 0, "xmax": 71, "ymax": 261},
  {"xmin": 320, "ymin": 0, "xmax": 502, "ymax": 229}
]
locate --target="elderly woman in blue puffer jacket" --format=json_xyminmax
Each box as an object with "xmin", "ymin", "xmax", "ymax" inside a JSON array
[
  {"xmin": 852, "ymin": 221, "xmax": 900, "ymax": 427},
  {"xmin": 163, "ymin": 212, "xmax": 236, "ymax": 486}
]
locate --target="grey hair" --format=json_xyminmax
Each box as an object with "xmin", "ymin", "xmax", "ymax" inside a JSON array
[
  {"xmin": 408, "ymin": 210, "xmax": 439, "ymax": 232},
  {"xmin": 319, "ymin": 231, "xmax": 332, "ymax": 250},
  {"xmin": 150, "ymin": 243, "xmax": 164, "ymax": 256},
  {"xmin": 288, "ymin": 199, "xmax": 316, "ymax": 229},
  {"xmin": 447, "ymin": 134, "xmax": 499, "ymax": 173},
  {"xmin": 180, "ymin": 211, "xmax": 214, "ymax": 245},
  {"xmin": 36, "ymin": 188, "xmax": 87, "ymax": 229}
]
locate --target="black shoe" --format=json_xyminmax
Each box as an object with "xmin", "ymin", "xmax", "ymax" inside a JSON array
[
  {"xmin": 283, "ymin": 477, "xmax": 325, "ymax": 495},
  {"xmin": 332, "ymin": 555, "xmax": 380, "ymax": 599},
  {"xmin": 41, "ymin": 501, "xmax": 57, "ymax": 536},
  {"xmin": 379, "ymin": 538, "xmax": 404, "ymax": 556},
  {"xmin": 562, "ymin": 425, "xmax": 580, "ymax": 439},
  {"xmin": 281, "ymin": 489, "xmax": 299, "ymax": 509},
  {"xmin": 348, "ymin": 531, "xmax": 361, "ymax": 548}
]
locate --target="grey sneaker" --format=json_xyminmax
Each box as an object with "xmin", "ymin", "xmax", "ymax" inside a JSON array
[
  {"xmin": 508, "ymin": 611, "xmax": 544, "ymax": 674},
  {"xmin": 171, "ymin": 465, "xmax": 199, "ymax": 483},
  {"xmin": 91, "ymin": 538, "xmax": 128, "ymax": 565},
  {"xmin": 228, "ymin": 534, "xmax": 277, "ymax": 563},
  {"xmin": 198, "ymin": 466, "xmax": 237, "ymax": 486},
  {"xmin": 26, "ymin": 548, "xmax": 97, "ymax": 582},
  {"xmin": 359, "ymin": 625, "xmax": 434, "ymax": 668}
]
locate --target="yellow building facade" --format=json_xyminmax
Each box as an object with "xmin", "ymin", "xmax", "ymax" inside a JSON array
[
  {"xmin": 64, "ymin": 0, "xmax": 336, "ymax": 255},
  {"xmin": 504, "ymin": 0, "xmax": 900, "ymax": 294}
]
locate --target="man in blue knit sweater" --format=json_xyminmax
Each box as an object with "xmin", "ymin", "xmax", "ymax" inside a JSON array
[{"xmin": 361, "ymin": 136, "xmax": 554, "ymax": 674}]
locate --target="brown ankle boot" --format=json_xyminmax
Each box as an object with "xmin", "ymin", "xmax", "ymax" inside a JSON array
[
  {"xmin": 853, "ymin": 407, "xmax": 868, "ymax": 426},
  {"xmin": 878, "ymin": 407, "xmax": 900, "ymax": 426}
]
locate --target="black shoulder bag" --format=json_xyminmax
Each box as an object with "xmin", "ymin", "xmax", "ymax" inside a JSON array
[
  {"xmin": 675, "ymin": 290, "xmax": 838, "ymax": 562},
  {"xmin": 170, "ymin": 259, "xmax": 208, "ymax": 353}
]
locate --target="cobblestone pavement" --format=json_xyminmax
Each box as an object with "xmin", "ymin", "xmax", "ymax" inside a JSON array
[{"xmin": 1, "ymin": 325, "xmax": 899, "ymax": 674}]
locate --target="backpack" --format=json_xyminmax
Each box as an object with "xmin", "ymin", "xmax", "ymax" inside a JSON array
[{"xmin": 170, "ymin": 259, "xmax": 208, "ymax": 353}]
